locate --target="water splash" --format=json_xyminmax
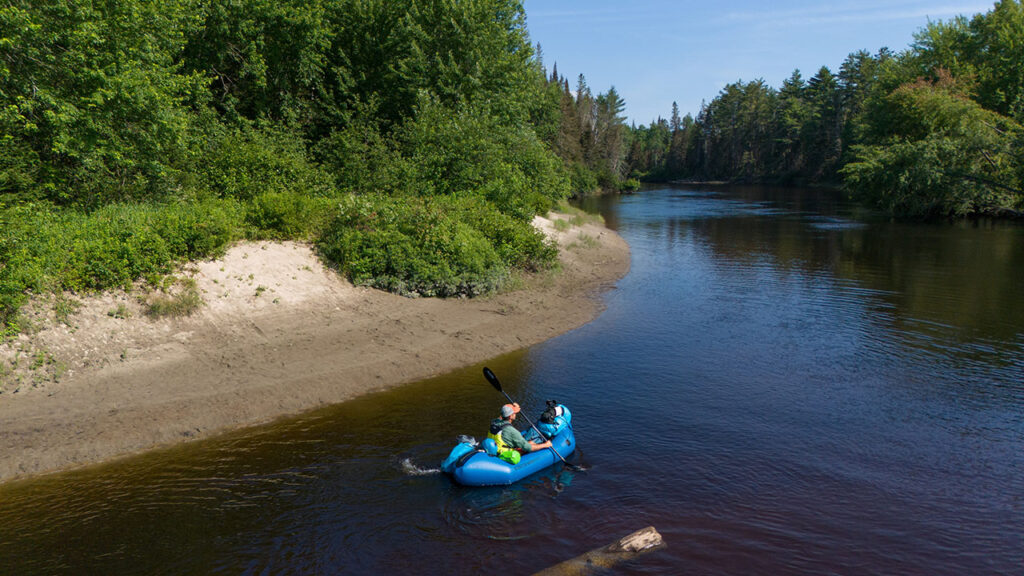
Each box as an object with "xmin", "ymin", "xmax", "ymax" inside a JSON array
[{"xmin": 401, "ymin": 458, "xmax": 441, "ymax": 476}]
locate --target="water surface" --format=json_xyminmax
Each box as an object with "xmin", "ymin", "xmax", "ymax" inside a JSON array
[{"xmin": 2, "ymin": 185, "xmax": 1022, "ymax": 574}]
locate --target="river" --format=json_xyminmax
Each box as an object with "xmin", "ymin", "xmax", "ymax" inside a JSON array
[{"xmin": 1, "ymin": 185, "xmax": 1022, "ymax": 574}]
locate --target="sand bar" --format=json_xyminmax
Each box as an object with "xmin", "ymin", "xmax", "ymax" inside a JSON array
[{"xmin": 0, "ymin": 214, "xmax": 629, "ymax": 484}]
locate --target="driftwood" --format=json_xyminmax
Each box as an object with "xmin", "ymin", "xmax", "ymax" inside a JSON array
[{"xmin": 533, "ymin": 526, "xmax": 666, "ymax": 576}]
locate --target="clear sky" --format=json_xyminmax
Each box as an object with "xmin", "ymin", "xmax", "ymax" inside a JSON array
[{"xmin": 521, "ymin": 0, "xmax": 995, "ymax": 125}]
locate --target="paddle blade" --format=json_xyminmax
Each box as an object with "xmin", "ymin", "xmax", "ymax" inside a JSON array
[{"xmin": 482, "ymin": 367, "xmax": 502, "ymax": 392}]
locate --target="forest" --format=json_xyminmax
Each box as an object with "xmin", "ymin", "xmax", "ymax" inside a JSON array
[
  {"xmin": 0, "ymin": 0, "xmax": 629, "ymax": 334},
  {"xmin": 1, "ymin": 0, "xmax": 1022, "ymax": 335},
  {"xmin": 627, "ymin": 0, "xmax": 1024, "ymax": 219}
]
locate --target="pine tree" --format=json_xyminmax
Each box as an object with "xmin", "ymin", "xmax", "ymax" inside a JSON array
[{"xmin": 670, "ymin": 102, "xmax": 682, "ymax": 133}]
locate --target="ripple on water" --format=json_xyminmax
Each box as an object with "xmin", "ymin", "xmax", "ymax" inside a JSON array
[{"xmin": 439, "ymin": 466, "xmax": 576, "ymax": 542}]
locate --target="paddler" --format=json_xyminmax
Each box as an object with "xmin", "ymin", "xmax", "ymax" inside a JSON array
[{"xmin": 488, "ymin": 403, "xmax": 553, "ymax": 456}]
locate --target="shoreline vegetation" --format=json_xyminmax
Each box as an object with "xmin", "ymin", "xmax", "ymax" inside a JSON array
[
  {"xmin": 627, "ymin": 1, "xmax": 1024, "ymax": 219},
  {"xmin": 0, "ymin": 212, "xmax": 629, "ymax": 484},
  {"xmin": 3, "ymin": 1, "xmax": 1020, "ymax": 341},
  {"xmin": 1, "ymin": 0, "xmax": 635, "ymax": 339}
]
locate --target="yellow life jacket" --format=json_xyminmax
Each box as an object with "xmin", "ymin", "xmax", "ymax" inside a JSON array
[{"xmin": 487, "ymin": 421, "xmax": 521, "ymax": 464}]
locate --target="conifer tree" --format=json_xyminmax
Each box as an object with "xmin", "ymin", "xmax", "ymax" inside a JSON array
[{"xmin": 670, "ymin": 102, "xmax": 682, "ymax": 133}]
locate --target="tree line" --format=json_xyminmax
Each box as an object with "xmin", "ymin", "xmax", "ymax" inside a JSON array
[
  {"xmin": 535, "ymin": 64, "xmax": 633, "ymax": 193},
  {"xmin": 2, "ymin": 0, "xmax": 1019, "ymax": 335},
  {"xmin": 627, "ymin": 0, "xmax": 1024, "ymax": 218},
  {"xmin": 0, "ymin": 0, "xmax": 628, "ymax": 335}
]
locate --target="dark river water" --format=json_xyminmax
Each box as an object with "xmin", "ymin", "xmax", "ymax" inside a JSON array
[{"xmin": 2, "ymin": 185, "xmax": 1023, "ymax": 575}]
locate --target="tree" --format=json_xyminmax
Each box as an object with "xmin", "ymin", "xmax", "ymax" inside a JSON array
[
  {"xmin": 772, "ymin": 69, "xmax": 811, "ymax": 177},
  {"xmin": 1, "ymin": 0, "xmax": 207, "ymax": 206},
  {"xmin": 670, "ymin": 102, "xmax": 682, "ymax": 133},
  {"xmin": 804, "ymin": 66, "xmax": 842, "ymax": 179},
  {"xmin": 593, "ymin": 86, "xmax": 627, "ymax": 183},
  {"xmin": 843, "ymin": 74, "xmax": 1023, "ymax": 216},
  {"xmin": 667, "ymin": 112, "xmax": 691, "ymax": 178},
  {"xmin": 968, "ymin": 0, "xmax": 1024, "ymax": 120}
]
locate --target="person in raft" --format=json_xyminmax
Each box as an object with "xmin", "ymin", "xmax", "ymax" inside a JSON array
[{"xmin": 488, "ymin": 402, "xmax": 553, "ymax": 455}]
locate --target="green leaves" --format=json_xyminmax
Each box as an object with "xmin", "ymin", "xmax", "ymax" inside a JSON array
[
  {"xmin": 398, "ymin": 97, "xmax": 569, "ymax": 218},
  {"xmin": 0, "ymin": 200, "xmax": 242, "ymax": 333},
  {"xmin": 317, "ymin": 194, "xmax": 553, "ymax": 297},
  {"xmin": 0, "ymin": 0, "xmax": 580, "ymax": 329},
  {"xmin": 1, "ymin": 0, "xmax": 206, "ymax": 206},
  {"xmin": 195, "ymin": 123, "xmax": 333, "ymax": 202},
  {"xmin": 843, "ymin": 1, "xmax": 1024, "ymax": 217},
  {"xmin": 843, "ymin": 78, "xmax": 1023, "ymax": 217}
]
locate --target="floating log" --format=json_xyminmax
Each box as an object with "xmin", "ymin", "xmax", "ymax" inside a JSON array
[{"xmin": 533, "ymin": 526, "xmax": 666, "ymax": 576}]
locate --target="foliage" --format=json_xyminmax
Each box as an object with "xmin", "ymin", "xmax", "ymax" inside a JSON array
[
  {"xmin": 314, "ymin": 107, "xmax": 417, "ymax": 196},
  {"xmin": 0, "ymin": 200, "xmax": 242, "ymax": 333},
  {"xmin": 842, "ymin": 77, "xmax": 1023, "ymax": 217},
  {"xmin": 534, "ymin": 68, "xmax": 630, "ymax": 194},
  {"xmin": 181, "ymin": 0, "xmax": 334, "ymax": 126},
  {"xmin": 317, "ymin": 194, "xmax": 555, "ymax": 297},
  {"xmin": 0, "ymin": 0, "xmax": 208, "ymax": 207},
  {"xmin": 194, "ymin": 123, "xmax": 334, "ymax": 201},
  {"xmin": 453, "ymin": 195, "xmax": 558, "ymax": 271},
  {"xmin": 625, "ymin": 0, "xmax": 1023, "ymax": 218},
  {"xmin": 190, "ymin": 122, "xmax": 337, "ymax": 238},
  {"xmin": 398, "ymin": 98, "xmax": 569, "ymax": 218},
  {"xmin": 0, "ymin": 0, "xmax": 583, "ymax": 331}
]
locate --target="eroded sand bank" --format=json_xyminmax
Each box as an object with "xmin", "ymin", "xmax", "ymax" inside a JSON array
[{"xmin": 0, "ymin": 213, "xmax": 629, "ymax": 483}]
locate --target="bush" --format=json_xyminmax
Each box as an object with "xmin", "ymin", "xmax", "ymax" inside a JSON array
[
  {"xmin": 317, "ymin": 194, "xmax": 557, "ymax": 297},
  {"xmin": 0, "ymin": 201, "xmax": 243, "ymax": 334},
  {"xmin": 194, "ymin": 123, "xmax": 334, "ymax": 202},
  {"xmin": 245, "ymin": 191, "xmax": 335, "ymax": 240},
  {"xmin": 151, "ymin": 199, "xmax": 242, "ymax": 259},
  {"xmin": 399, "ymin": 98, "xmax": 570, "ymax": 218},
  {"xmin": 568, "ymin": 162, "xmax": 599, "ymax": 195},
  {"xmin": 449, "ymin": 195, "xmax": 557, "ymax": 271},
  {"xmin": 621, "ymin": 178, "xmax": 641, "ymax": 192},
  {"xmin": 314, "ymin": 115, "xmax": 419, "ymax": 197}
]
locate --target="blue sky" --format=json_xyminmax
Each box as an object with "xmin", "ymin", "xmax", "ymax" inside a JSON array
[{"xmin": 521, "ymin": 0, "xmax": 995, "ymax": 125}]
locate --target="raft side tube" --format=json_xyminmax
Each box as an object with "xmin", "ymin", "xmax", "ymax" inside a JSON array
[{"xmin": 450, "ymin": 423, "xmax": 575, "ymax": 486}]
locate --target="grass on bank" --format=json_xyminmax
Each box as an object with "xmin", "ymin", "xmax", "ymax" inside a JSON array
[
  {"xmin": 143, "ymin": 277, "xmax": 204, "ymax": 318},
  {"xmin": 0, "ymin": 189, "xmax": 562, "ymax": 336}
]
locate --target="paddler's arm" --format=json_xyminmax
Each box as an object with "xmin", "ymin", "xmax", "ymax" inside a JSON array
[{"xmin": 526, "ymin": 439, "xmax": 553, "ymax": 452}]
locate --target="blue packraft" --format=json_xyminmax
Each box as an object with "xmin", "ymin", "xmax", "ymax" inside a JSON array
[{"xmin": 441, "ymin": 405, "xmax": 574, "ymax": 486}]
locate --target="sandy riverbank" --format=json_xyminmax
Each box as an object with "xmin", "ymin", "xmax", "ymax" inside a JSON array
[{"xmin": 0, "ymin": 213, "xmax": 629, "ymax": 484}]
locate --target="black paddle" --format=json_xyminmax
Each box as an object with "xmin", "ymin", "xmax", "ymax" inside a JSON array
[{"xmin": 483, "ymin": 367, "xmax": 582, "ymax": 471}]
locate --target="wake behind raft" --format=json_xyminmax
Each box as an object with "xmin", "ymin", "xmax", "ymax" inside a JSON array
[{"xmin": 440, "ymin": 402, "xmax": 575, "ymax": 486}]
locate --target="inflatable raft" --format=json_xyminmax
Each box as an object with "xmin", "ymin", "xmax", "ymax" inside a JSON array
[{"xmin": 441, "ymin": 404, "xmax": 575, "ymax": 486}]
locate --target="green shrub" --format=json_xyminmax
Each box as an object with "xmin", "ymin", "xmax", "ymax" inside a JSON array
[
  {"xmin": 245, "ymin": 191, "xmax": 335, "ymax": 240},
  {"xmin": 0, "ymin": 200, "xmax": 244, "ymax": 334},
  {"xmin": 150, "ymin": 199, "xmax": 242, "ymax": 260},
  {"xmin": 568, "ymin": 163, "xmax": 599, "ymax": 195},
  {"xmin": 314, "ymin": 115, "xmax": 420, "ymax": 197},
  {"xmin": 195, "ymin": 123, "xmax": 334, "ymax": 202},
  {"xmin": 318, "ymin": 194, "xmax": 534, "ymax": 297},
  {"xmin": 448, "ymin": 195, "xmax": 557, "ymax": 271},
  {"xmin": 399, "ymin": 98, "xmax": 570, "ymax": 218}
]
